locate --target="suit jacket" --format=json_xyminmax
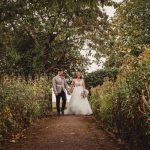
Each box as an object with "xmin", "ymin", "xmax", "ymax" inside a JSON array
[{"xmin": 52, "ymin": 75, "xmax": 68, "ymax": 94}]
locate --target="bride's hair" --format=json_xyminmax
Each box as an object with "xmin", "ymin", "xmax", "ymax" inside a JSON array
[{"xmin": 74, "ymin": 72, "xmax": 83, "ymax": 79}]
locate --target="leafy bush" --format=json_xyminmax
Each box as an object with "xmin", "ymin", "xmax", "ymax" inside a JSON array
[
  {"xmin": 0, "ymin": 75, "xmax": 51, "ymax": 138},
  {"xmin": 90, "ymin": 78, "xmax": 114, "ymax": 126},
  {"xmin": 90, "ymin": 52, "xmax": 150, "ymax": 149}
]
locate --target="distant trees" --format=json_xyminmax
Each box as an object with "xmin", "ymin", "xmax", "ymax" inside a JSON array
[{"xmin": 85, "ymin": 68, "xmax": 118, "ymax": 88}]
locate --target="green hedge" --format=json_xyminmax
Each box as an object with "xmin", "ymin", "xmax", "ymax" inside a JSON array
[
  {"xmin": 0, "ymin": 75, "xmax": 51, "ymax": 139},
  {"xmin": 90, "ymin": 56, "xmax": 150, "ymax": 149}
]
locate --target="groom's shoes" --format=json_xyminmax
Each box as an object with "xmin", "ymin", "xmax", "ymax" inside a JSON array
[
  {"xmin": 57, "ymin": 112, "xmax": 60, "ymax": 116},
  {"xmin": 57, "ymin": 111, "xmax": 64, "ymax": 116},
  {"xmin": 61, "ymin": 111, "xmax": 64, "ymax": 116}
]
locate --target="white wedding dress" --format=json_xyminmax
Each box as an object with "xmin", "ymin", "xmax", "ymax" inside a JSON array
[{"xmin": 64, "ymin": 79, "xmax": 93, "ymax": 115}]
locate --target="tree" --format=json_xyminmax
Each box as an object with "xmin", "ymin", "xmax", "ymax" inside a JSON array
[
  {"xmin": 85, "ymin": 68, "xmax": 118, "ymax": 88},
  {"xmin": 94, "ymin": 0, "xmax": 150, "ymax": 68},
  {"xmin": 0, "ymin": 0, "xmax": 111, "ymax": 76}
]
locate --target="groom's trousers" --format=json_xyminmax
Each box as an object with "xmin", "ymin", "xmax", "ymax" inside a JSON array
[{"xmin": 56, "ymin": 90, "xmax": 67, "ymax": 113}]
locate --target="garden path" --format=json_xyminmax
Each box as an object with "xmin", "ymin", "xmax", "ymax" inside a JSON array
[{"xmin": 0, "ymin": 114, "xmax": 120, "ymax": 150}]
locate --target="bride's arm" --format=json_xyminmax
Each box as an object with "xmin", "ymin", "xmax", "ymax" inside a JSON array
[{"xmin": 71, "ymin": 79, "xmax": 75, "ymax": 89}]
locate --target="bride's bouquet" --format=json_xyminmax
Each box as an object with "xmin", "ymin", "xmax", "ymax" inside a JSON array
[{"xmin": 81, "ymin": 89, "xmax": 89, "ymax": 98}]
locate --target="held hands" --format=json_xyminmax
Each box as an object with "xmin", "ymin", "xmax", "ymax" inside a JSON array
[
  {"xmin": 67, "ymin": 87, "xmax": 73, "ymax": 95},
  {"xmin": 67, "ymin": 90, "xmax": 71, "ymax": 95},
  {"xmin": 67, "ymin": 91, "xmax": 70, "ymax": 95},
  {"xmin": 55, "ymin": 92, "xmax": 58, "ymax": 96}
]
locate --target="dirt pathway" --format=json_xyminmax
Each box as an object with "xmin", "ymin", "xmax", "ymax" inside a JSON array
[{"xmin": 0, "ymin": 115, "xmax": 120, "ymax": 150}]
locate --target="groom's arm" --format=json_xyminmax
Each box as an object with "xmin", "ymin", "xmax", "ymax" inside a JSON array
[
  {"xmin": 52, "ymin": 77, "xmax": 58, "ymax": 95},
  {"xmin": 64, "ymin": 78, "xmax": 69, "ymax": 91}
]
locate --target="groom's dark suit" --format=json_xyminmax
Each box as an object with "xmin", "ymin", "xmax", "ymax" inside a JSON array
[{"xmin": 52, "ymin": 75, "xmax": 68, "ymax": 114}]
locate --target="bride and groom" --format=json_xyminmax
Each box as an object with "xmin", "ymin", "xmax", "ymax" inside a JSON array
[{"xmin": 52, "ymin": 70, "xmax": 93, "ymax": 116}]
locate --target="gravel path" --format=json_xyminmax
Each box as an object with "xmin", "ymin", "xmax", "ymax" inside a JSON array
[{"xmin": 0, "ymin": 115, "xmax": 120, "ymax": 150}]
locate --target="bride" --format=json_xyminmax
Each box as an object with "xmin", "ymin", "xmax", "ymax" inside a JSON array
[{"xmin": 65, "ymin": 72, "xmax": 93, "ymax": 115}]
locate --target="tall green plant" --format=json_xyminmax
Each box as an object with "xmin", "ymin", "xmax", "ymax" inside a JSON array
[
  {"xmin": 90, "ymin": 53, "xmax": 150, "ymax": 149},
  {"xmin": 0, "ymin": 75, "xmax": 51, "ymax": 138}
]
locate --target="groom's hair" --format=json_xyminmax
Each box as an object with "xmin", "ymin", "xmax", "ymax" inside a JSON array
[
  {"xmin": 58, "ymin": 69, "xmax": 64, "ymax": 72},
  {"xmin": 58, "ymin": 69, "xmax": 64, "ymax": 75},
  {"xmin": 58, "ymin": 69, "xmax": 63, "ymax": 72}
]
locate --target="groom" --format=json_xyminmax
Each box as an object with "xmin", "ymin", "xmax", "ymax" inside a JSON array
[{"xmin": 52, "ymin": 70, "xmax": 69, "ymax": 115}]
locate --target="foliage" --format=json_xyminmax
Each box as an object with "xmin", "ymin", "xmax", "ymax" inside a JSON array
[
  {"xmin": 90, "ymin": 52, "xmax": 150, "ymax": 149},
  {"xmin": 94, "ymin": 0, "xmax": 150, "ymax": 68},
  {"xmin": 85, "ymin": 68, "xmax": 118, "ymax": 88},
  {"xmin": 0, "ymin": 75, "xmax": 51, "ymax": 138},
  {"xmin": 113, "ymin": 0, "xmax": 150, "ymax": 49},
  {"xmin": 90, "ymin": 1, "xmax": 150, "ymax": 148},
  {"xmin": 90, "ymin": 78, "xmax": 114, "ymax": 126},
  {"xmin": 0, "ymin": 0, "xmax": 110, "ymax": 76}
]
